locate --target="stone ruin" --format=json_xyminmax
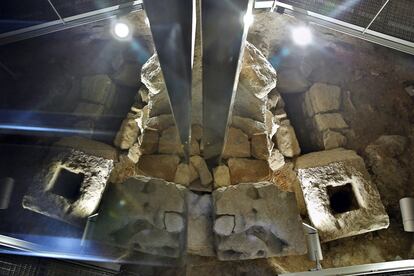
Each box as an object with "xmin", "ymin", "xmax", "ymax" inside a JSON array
[{"xmin": 20, "ymin": 35, "xmax": 389, "ymax": 264}]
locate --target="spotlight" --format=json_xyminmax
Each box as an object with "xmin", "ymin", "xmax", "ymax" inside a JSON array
[
  {"xmin": 292, "ymin": 26, "xmax": 312, "ymax": 46},
  {"xmin": 243, "ymin": 12, "xmax": 254, "ymax": 27},
  {"xmin": 112, "ymin": 21, "xmax": 131, "ymax": 40}
]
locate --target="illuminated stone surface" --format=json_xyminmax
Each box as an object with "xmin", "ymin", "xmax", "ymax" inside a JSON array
[{"xmin": 296, "ymin": 148, "xmax": 389, "ymax": 242}]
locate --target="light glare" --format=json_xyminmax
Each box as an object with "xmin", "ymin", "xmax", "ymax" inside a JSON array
[
  {"xmin": 113, "ymin": 22, "xmax": 130, "ymax": 39},
  {"xmin": 292, "ymin": 26, "xmax": 312, "ymax": 46},
  {"xmin": 243, "ymin": 12, "xmax": 254, "ymax": 27}
]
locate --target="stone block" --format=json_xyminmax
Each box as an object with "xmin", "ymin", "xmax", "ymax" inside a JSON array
[
  {"xmin": 91, "ymin": 176, "xmax": 187, "ymax": 259},
  {"xmin": 212, "ymin": 182, "xmax": 306, "ymax": 260},
  {"xmin": 145, "ymin": 114, "xmax": 175, "ymax": 131},
  {"xmin": 22, "ymin": 147, "xmax": 113, "ymax": 226},
  {"xmin": 55, "ymin": 136, "xmax": 118, "ymax": 161},
  {"xmin": 275, "ymin": 125, "xmax": 301, "ymax": 157},
  {"xmin": 174, "ymin": 163, "xmax": 198, "ymax": 186},
  {"xmin": 139, "ymin": 128, "xmax": 159, "ymax": 155},
  {"xmin": 80, "ymin": 75, "xmax": 115, "ymax": 105},
  {"xmin": 222, "ymin": 128, "xmax": 251, "ymax": 159},
  {"xmin": 137, "ymin": 154, "xmax": 180, "ymax": 182},
  {"xmin": 277, "ymin": 68, "xmax": 311, "ymax": 94},
  {"xmin": 213, "ymin": 165, "xmax": 231, "ymax": 188},
  {"xmin": 190, "ymin": 156, "xmax": 213, "ymax": 187},
  {"xmin": 187, "ymin": 192, "xmax": 215, "ymax": 256},
  {"xmin": 141, "ymin": 54, "xmax": 166, "ymax": 95},
  {"xmin": 322, "ymin": 129, "xmax": 347, "ymax": 150},
  {"xmin": 314, "ymin": 113, "xmax": 348, "ymax": 131},
  {"xmin": 251, "ymin": 133, "xmax": 271, "ymax": 160},
  {"xmin": 306, "ymin": 83, "xmax": 341, "ymax": 114},
  {"xmin": 295, "ymin": 148, "xmax": 389, "ymax": 242},
  {"xmin": 231, "ymin": 116, "xmax": 266, "ymax": 137},
  {"xmin": 228, "ymin": 158, "xmax": 269, "ymax": 185},
  {"xmin": 114, "ymin": 113, "xmax": 140, "ymax": 150},
  {"xmin": 159, "ymin": 126, "xmax": 183, "ymax": 155}
]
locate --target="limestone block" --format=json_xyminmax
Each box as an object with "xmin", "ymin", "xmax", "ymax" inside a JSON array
[
  {"xmin": 145, "ymin": 114, "xmax": 175, "ymax": 131},
  {"xmin": 295, "ymin": 148, "xmax": 389, "ymax": 242},
  {"xmin": 222, "ymin": 128, "xmax": 251, "ymax": 159},
  {"xmin": 239, "ymin": 42, "xmax": 277, "ymax": 99},
  {"xmin": 137, "ymin": 154, "xmax": 180, "ymax": 182},
  {"xmin": 275, "ymin": 125, "xmax": 301, "ymax": 158},
  {"xmin": 190, "ymin": 138, "xmax": 200, "ymax": 156},
  {"xmin": 187, "ymin": 192, "xmax": 215, "ymax": 256},
  {"xmin": 55, "ymin": 136, "xmax": 118, "ymax": 161},
  {"xmin": 233, "ymin": 85, "xmax": 267, "ymax": 122},
  {"xmin": 22, "ymin": 146, "xmax": 114, "ymax": 226},
  {"xmin": 139, "ymin": 86, "xmax": 150, "ymax": 103},
  {"xmin": 127, "ymin": 143, "xmax": 142, "ymax": 163},
  {"xmin": 212, "ymin": 182, "xmax": 306, "ymax": 260},
  {"xmin": 268, "ymin": 149, "xmax": 285, "ymax": 171},
  {"xmin": 277, "ymin": 68, "xmax": 310, "ymax": 94},
  {"xmin": 265, "ymin": 110, "xmax": 279, "ymax": 139},
  {"xmin": 267, "ymin": 91, "xmax": 284, "ymax": 111},
  {"xmin": 109, "ymin": 154, "xmax": 136, "ymax": 184},
  {"xmin": 74, "ymin": 102, "xmax": 104, "ymax": 117},
  {"xmin": 114, "ymin": 113, "xmax": 140, "ymax": 150},
  {"xmin": 323, "ymin": 130, "xmax": 347, "ymax": 150},
  {"xmin": 306, "ymin": 83, "xmax": 341, "ymax": 114},
  {"xmin": 251, "ymin": 133, "xmax": 271, "ymax": 160},
  {"xmin": 190, "ymin": 156, "xmax": 213, "ymax": 186},
  {"xmin": 228, "ymin": 158, "xmax": 269, "ymax": 185},
  {"xmin": 141, "ymin": 54, "xmax": 166, "ymax": 95},
  {"xmin": 268, "ymin": 162, "xmax": 298, "ymax": 193},
  {"xmin": 139, "ymin": 128, "xmax": 159, "ymax": 155},
  {"xmin": 314, "ymin": 113, "xmax": 348, "ymax": 131},
  {"xmin": 159, "ymin": 126, "xmax": 183, "ymax": 155},
  {"xmin": 148, "ymin": 91, "xmax": 172, "ymax": 117},
  {"xmin": 91, "ymin": 176, "xmax": 187, "ymax": 259},
  {"xmin": 213, "ymin": 165, "xmax": 231, "ymax": 188},
  {"xmin": 80, "ymin": 75, "xmax": 115, "ymax": 104},
  {"xmin": 174, "ymin": 163, "xmax": 198, "ymax": 186},
  {"xmin": 192, "ymin": 124, "xmax": 203, "ymax": 141},
  {"xmin": 231, "ymin": 116, "xmax": 266, "ymax": 137}
]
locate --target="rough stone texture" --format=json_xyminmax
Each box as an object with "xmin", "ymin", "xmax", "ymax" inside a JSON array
[
  {"xmin": 296, "ymin": 148, "xmax": 389, "ymax": 242},
  {"xmin": 109, "ymin": 154, "xmax": 136, "ymax": 184},
  {"xmin": 55, "ymin": 136, "xmax": 118, "ymax": 160},
  {"xmin": 80, "ymin": 74, "xmax": 115, "ymax": 104},
  {"xmin": 137, "ymin": 155, "xmax": 180, "ymax": 182},
  {"xmin": 275, "ymin": 125, "xmax": 301, "ymax": 157},
  {"xmin": 159, "ymin": 126, "xmax": 183, "ymax": 155},
  {"xmin": 268, "ymin": 149, "xmax": 285, "ymax": 171},
  {"xmin": 148, "ymin": 90, "xmax": 172, "ymax": 117},
  {"xmin": 174, "ymin": 163, "xmax": 198, "ymax": 186},
  {"xmin": 277, "ymin": 68, "xmax": 311, "ymax": 94},
  {"xmin": 265, "ymin": 110, "xmax": 279, "ymax": 139},
  {"xmin": 212, "ymin": 182, "xmax": 306, "ymax": 260},
  {"xmin": 138, "ymin": 128, "xmax": 159, "ymax": 155},
  {"xmin": 222, "ymin": 128, "xmax": 251, "ymax": 159},
  {"xmin": 233, "ymin": 86, "xmax": 267, "ymax": 122},
  {"xmin": 127, "ymin": 143, "xmax": 142, "ymax": 163},
  {"xmin": 268, "ymin": 162, "xmax": 299, "ymax": 193},
  {"xmin": 323, "ymin": 130, "xmax": 347, "ymax": 150},
  {"xmin": 190, "ymin": 156, "xmax": 213, "ymax": 187},
  {"xmin": 228, "ymin": 158, "xmax": 269, "ymax": 185},
  {"xmin": 314, "ymin": 113, "xmax": 348, "ymax": 131},
  {"xmin": 141, "ymin": 54, "xmax": 166, "ymax": 95},
  {"xmin": 22, "ymin": 147, "xmax": 113, "ymax": 226},
  {"xmin": 145, "ymin": 114, "xmax": 175, "ymax": 131},
  {"xmin": 239, "ymin": 42, "xmax": 277, "ymax": 99},
  {"xmin": 187, "ymin": 192, "xmax": 215, "ymax": 256},
  {"xmin": 114, "ymin": 113, "xmax": 140, "ymax": 150},
  {"xmin": 251, "ymin": 133, "xmax": 271, "ymax": 160},
  {"xmin": 231, "ymin": 116, "xmax": 266, "ymax": 137},
  {"xmin": 305, "ymin": 83, "xmax": 341, "ymax": 114},
  {"xmin": 213, "ymin": 165, "xmax": 231, "ymax": 188},
  {"xmin": 91, "ymin": 176, "xmax": 187, "ymax": 259}
]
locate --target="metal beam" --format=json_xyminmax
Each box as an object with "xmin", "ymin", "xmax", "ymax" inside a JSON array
[
  {"xmin": 143, "ymin": 0, "xmax": 194, "ymax": 160},
  {"xmin": 202, "ymin": 0, "xmax": 254, "ymax": 163},
  {"xmin": 0, "ymin": 1, "xmax": 143, "ymax": 46},
  {"xmin": 255, "ymin": 1, "xmax": 414, "ymax": 56}
]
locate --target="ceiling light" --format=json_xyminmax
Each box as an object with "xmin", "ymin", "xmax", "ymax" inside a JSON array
[
  {"xmin": 243, "ymin": 12, "xmax": 254, "ymax": 27},
  {"xmin": 292, "ymin": 26, "xmax": 312, "ymax": 46},
  {"xmin": 113, "ymin": 21, "xmax": 131, "ymax": 40}
]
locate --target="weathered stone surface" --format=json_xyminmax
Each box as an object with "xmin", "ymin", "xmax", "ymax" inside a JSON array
[
  {"xmin": 277, "ymin": 68, "xmax": 311, "ymax": 94},
  {"xmin": 222, "ymin": 128, "xmax": 251, "ymax": 159},
  {"xmin": 265, "ymin": 110, "xmax": 279, "ymax": 139},
  {"xmin": 233, "ymin": 86, "xmax": 267, "ymax": 122},
  {"xmin": 112, "ymin": 63, "xmax": 141, "ymax": 87},
  {"xmin": 23, "ymin": 147, "xmax": 113, "ymax": 226},
  {"xmin": 159, "ymin": 126, "xmax": 183, "ymax": 155},
  {"xmin": 141, "ymin": 54, "xmax": 166, "ymax": 95},
  {"xmin": 268, "ymin": 149, "xmax": 285, "ymax": 171},
  {"xmin": 267, "ymin": 90, "xmax": 284, "ymax": 111},
  {"xmin": 268, "ymin": 162, "xmax": 298, "ymax": 193},
  {"xmin": 190, "ymin": 156, "xmax": 213, "ymax": 186},
  {"xmin": 305, "ymin": 83, "xmax": 341, "ymax": 114},
  {"xmin": 127, "ymin": 143, "xmax": 142, "ymax": 163},
  {"xmin": 228, "ymin": 158, "xmax": 269, "ymax": 184},
  {"xmin": 55, "ymin": 136, "xmax": 118, "ymax": 160},
  {"xmin": 139, "ymin": 86, "xmax": 150, "ymax": 103},
  {"xmin": 187, "ymin": 192, "xmax": 214, "ymax": 256},
  {"xmin": 251, "ymin": 133, "xmax": 271, "ymax": 160},
  {"xmin": 190, "ymin": 138, "xmax": 200, "ymax": 156},
  {"xmin": 192, "ymin": 124, "xmax": 203, "ymax": 141},
  {"xmin": 148, "ymin": 91, "xmax": 172, "ymax": 117},
  {"xmin": 314, "ymin": 113, "xmax": 348, "ymax": 131},
  {"xmin": 275, "ymin": 125, "xmax": 301, "ymax": 157},
  {"xmin": 213, "ymin": 165, "xmax": 231, "ymax": 188},
  {"xmin": 145, "ymin": 114, "xmax": 175, "ymax": 131},
  {"xmin": 139, "ymin": 128, "xmax": 159, "ymax": 155},
  {"xmin": 92, "ymin": 176, "xmax": 187, "ymax": 259},
  {"xmin": 137, "ymin": 155, "xmax": 180, "ymax": 182},
  {"xmin": 212, "ymin": 182, "xmax": 306, "ymax": 260},
  {"xmin": 174, "ymin": 163, "xmax": 198, "ymax": 186},
  {"xmin": 114, "ymin": 113, "xmax": 140, "ymax": 150},
  {"xmin": 80, "ymin": 74, "xmax": 115, "ymax": 104},
  {"xmin": 323, "ymin": 130, "xmax": 347, "ymax": 150},
  {"xmin": 231, "ymin": 116, "xmax": 266, "ymax": 137},
  {"xmin": 109, "ymin": 154, "xmax": 136, "ymax": 184},
  {"xmin": 239, "ymin": 42, "xmax": 277, "ymax": 99},
  {"xmin": 296, "ymin": 149, "xmax": 389, "ymax": 242},
  {"xmin": 74, "ymin": 102, "xmax": 104, "ymax": 117}
]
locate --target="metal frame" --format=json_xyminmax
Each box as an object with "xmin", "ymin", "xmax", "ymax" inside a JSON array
[
  {"xmin": 255, "ymin": 1, "xmax": 414, "ymax": 56},
  {"xmin": 0, "ymin": 1, "xmax": 143, "ymax": 46}
]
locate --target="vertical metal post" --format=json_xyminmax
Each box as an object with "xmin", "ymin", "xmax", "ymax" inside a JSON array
[{"xmin": 201, "ymin": 0, "xmax": 254, "ymax": 164}]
